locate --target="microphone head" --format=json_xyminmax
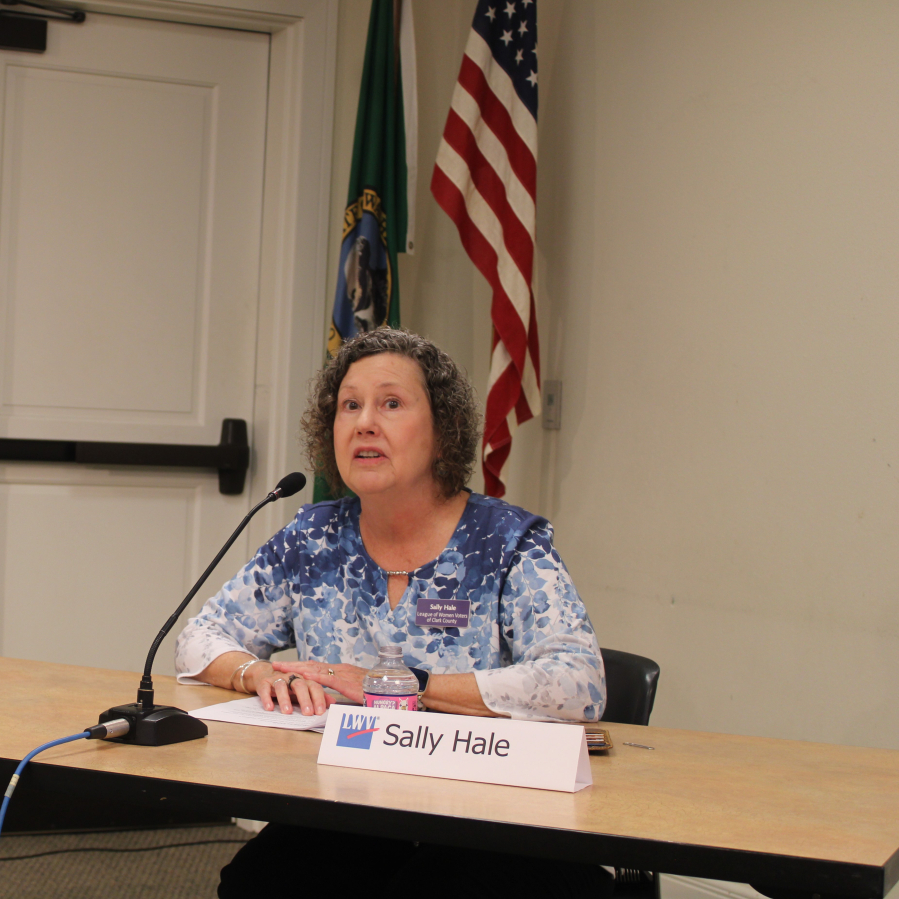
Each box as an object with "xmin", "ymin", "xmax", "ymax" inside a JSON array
[{"xmin": 272, "ymin": 472, "xmax": 306, "ymax": 499}]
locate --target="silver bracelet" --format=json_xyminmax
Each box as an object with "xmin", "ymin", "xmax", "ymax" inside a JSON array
[
  {"xmin": 240, "ymin": 658, "xmax": 270, "ymax": 693},
  {"xmin": 231, "ymin": 658, "xmax": 264, "ymax": 693}
]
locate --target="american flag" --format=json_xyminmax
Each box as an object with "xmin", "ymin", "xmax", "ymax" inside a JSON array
[{"xmin": 431, "ymin": 0, "xmax": 540, "ymax": 498}]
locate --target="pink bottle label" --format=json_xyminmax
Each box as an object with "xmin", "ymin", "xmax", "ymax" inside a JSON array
[{"xmin": 363, "ymin": 692, "xmax": 418, "ymax": 712}]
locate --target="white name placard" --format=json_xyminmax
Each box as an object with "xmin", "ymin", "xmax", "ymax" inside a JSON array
[{"xmin": 317, "ymin": 708, "xmax": 592, "ymax": 793}]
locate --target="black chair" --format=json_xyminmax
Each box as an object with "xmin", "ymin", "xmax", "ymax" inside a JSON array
[
  {"xmin": 600, "ymin": 648, "xmax": 660, "ymax": 727},
  {"xmin": 600, "ymin": 648, "xmax": 662, "ymax": 899}
]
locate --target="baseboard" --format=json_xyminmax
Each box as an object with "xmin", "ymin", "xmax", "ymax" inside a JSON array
[
  {"xmin": 233, "ymin": 818, "xmax": 268, "ymax": 833},
  {"xmin": 660, "ymin": 875, "xmax": 764, "ymax": 899},
  {"xmin": 661, "ymin": 874, "xmax": 899, "ymax": 899}
]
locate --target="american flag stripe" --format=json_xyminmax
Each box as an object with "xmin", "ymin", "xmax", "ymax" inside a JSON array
[
  {"xmin": 431, "ymin": 141, "xmax": 532, "ymax": 327},
  {"xmin": 439, "ymin": 116, "xmax": 535, "ymax": 311},
  {"xmin": 456, "ymin": 56, "xmax": 537, "ymax": 196},
  {"xmin": 431, "ymin": 160, "xmax": 530, "ymax": 363},
  {"xmin": 448, "ymin": 84, "xmax": 536, "ymax": 234},
  {"xmin": 486, "ymin": 351, "xmax": 521, "ymax": 436},
  {"xmin": 432, "ymin": 0, "xmax": 540, "ymax": 498},
  {"xmin": 489, "ymin": 300, "xmax": 541, "ymax": 415},
  {"xmin": 462, "ymin": 31, "xmax": 537, "ymax": 156}
]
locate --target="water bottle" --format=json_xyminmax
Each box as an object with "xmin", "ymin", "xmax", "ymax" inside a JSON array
[{"xmin": 362, "ymin": 645, "xmax": 419, "ymax": 711}]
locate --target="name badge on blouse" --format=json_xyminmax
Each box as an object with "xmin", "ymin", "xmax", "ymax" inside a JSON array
[{"xmin": 415, "ymin": 598, "xmax": 471, "ymax": 629}]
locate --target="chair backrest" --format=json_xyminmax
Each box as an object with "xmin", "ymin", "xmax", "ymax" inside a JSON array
[{"xmin": 599, "ymin": 648, "xmax": 661, "ymax": 726}]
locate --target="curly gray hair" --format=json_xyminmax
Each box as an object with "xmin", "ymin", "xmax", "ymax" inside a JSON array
[{"xmin": 302, "ymin": 329, "xmax": 482, "ymax": 499}]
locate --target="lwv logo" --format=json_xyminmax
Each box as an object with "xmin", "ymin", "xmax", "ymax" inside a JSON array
[{"xmin": 336, "ymin": 712, "xmax": 380, "ymax": 750}]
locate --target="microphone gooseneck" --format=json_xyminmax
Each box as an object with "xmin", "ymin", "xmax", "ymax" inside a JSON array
[
  {"xmin": 139, "ymin": 470, "xmax": 307, "ymax": 689},
  {"xmin": 99, "ymin": 472, "xmax": 307, "ymax": 746}
]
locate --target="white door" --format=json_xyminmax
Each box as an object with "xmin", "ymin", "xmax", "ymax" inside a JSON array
[{"xmin": 0, "ymin": 13, "xmax": 271, "ymax": 674}]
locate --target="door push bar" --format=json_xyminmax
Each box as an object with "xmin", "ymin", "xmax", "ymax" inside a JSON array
[
  {"xmin": 0, "ymin": 0, "xmax": 85, "ymax": 23},
  {"xmin": 0, "ymin": 418, "xmax": 250, "ymax": 495}
]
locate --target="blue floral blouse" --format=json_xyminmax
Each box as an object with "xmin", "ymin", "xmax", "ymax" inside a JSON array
[{"xmin": 175, "ymin": 492, "xmax": 605, "ymax": 722}]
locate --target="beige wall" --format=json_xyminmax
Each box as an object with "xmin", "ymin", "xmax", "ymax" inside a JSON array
[{"xmin": 328, "ymin": 1, "xmax": 899, "ymax": 750}]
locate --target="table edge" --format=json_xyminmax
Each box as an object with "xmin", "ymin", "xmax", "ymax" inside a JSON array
[{"xmin": 0, "ymin": 757, "xmax": 890, "ymax": 899}]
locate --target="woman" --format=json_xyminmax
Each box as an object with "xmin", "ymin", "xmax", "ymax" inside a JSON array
[
  {"xmin": 176, "ymin": 328, "xmax": 604, "ymax": 720},
  {"xmin": 175, "ymin": 328, "xmax": 609, "ymax": 898}
]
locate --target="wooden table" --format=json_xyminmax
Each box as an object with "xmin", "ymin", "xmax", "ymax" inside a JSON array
[{"xmin": 2, "ymin": 657, "xmax": 898, "ymax": 898}]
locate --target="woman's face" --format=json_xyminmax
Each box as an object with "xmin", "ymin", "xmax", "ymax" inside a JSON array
[{"xmin": 333, "ymin": 353, "xmax": 437, "ymax": 501}]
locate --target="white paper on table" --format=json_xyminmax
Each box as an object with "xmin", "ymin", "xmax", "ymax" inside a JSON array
[{"xmin": 189, "ymin": 696, "xmax": 329, "ymax": 732}]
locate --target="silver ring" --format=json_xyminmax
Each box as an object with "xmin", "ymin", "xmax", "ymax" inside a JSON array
[
  {"xmin": 327, "ymin": 668, "xmax": 335, "ymax": 677},
  {"xmin": 271, "ymin": 677, "xmax": 286, "ymax": 686}
]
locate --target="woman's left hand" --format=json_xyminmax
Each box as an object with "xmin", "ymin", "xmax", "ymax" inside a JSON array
[{"xmin": 271, "ymin": 660, "xmax": 368, "ymax": 706}]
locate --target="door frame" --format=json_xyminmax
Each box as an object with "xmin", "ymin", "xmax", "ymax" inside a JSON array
[{"xmin": 64, "ymin": 0, "xmax": 337, "ymax": 545}]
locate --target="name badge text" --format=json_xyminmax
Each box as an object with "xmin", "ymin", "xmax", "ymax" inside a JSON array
[{"xmin": 415, "ymin": 598, "xmax": 470, "ymax": 628}]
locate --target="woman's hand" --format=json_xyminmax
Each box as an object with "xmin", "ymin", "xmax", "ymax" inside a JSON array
[
  {"xmin": 239, "ymin": 661, "xmax": 329, "ymax": 716},
  {"xmin": 272, "ymin": 660, "xmax": 368, "ymax": 708}
]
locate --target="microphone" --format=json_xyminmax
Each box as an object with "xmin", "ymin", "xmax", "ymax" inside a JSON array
[
  {"xmin": 99, "ymin": 472, "xmax": 307, "ymax": 746},
  {"xmin": 268, "ymin": 471, "xmax": 306, "ymax": 500}
]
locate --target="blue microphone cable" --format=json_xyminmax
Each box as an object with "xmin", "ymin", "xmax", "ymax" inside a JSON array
[{"xmin": 0, "ymin": 718, "xmax": 130, "ymax": 838}]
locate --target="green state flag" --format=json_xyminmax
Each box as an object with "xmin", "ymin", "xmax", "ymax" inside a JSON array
[{"xmin": 315, "ymin": 0, "xmax": 416, "ymax": 503}]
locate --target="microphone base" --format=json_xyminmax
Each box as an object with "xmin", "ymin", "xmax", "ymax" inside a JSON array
[{"xmin": 99, "ymin": 703, "xmax": 208, "ymax": 746}]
